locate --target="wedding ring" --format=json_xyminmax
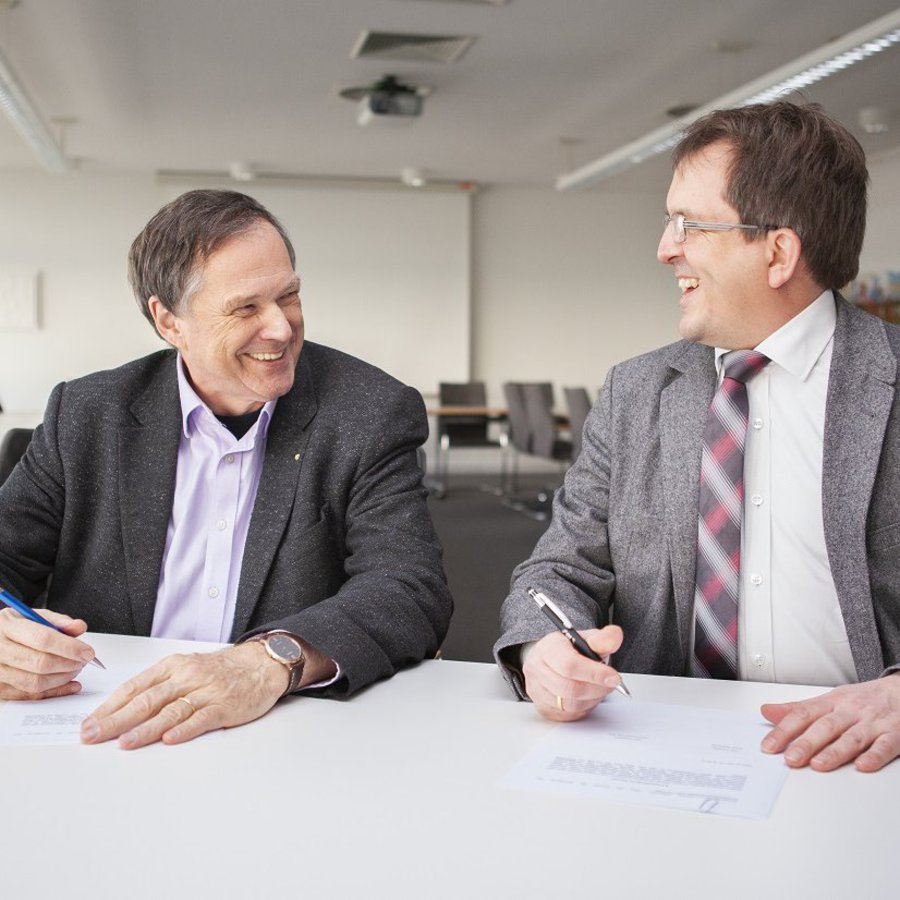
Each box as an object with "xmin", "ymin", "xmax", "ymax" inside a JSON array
[
  {"xmin": 556, "ymin": 695, "xmax": 565, "ymax": 712},
  {"xmin": 174, "ymin": 696, "xmax": 196, "ymax": 717}
]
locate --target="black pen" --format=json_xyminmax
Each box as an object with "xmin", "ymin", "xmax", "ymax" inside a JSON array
[
  {"xmin": 0, "ymin": 587, "xmax": 106, "ymax": 669},
  {"xmin": 528, "ymin": 586, "xmax": 631, "ymax": 698}
]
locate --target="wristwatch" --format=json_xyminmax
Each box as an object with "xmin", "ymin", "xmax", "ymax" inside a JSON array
[{"xmin": 252, "ymin": 631, "xmax": 306, "ymax": 695}]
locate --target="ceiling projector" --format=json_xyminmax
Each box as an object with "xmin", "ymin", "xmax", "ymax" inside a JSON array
[{"xmin": 352, "ymin": 75, "xmax": 424, "ymax": 126}]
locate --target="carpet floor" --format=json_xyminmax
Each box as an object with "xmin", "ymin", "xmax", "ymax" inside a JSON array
[{"xmin": 426, "ymin": 474, "xmax": 557, "ymax": 663}]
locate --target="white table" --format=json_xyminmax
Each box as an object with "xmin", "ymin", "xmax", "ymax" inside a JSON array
[{"xmin": 1, "ymin": 633, "xmax": 895, "ymax": 899}]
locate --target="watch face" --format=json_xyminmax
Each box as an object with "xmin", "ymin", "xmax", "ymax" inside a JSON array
[{"xmin": 267, "ymin": 634, "xmax": 303, "ymax": 664}]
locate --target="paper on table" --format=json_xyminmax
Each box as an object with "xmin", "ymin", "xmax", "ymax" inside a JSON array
[
  {"xmin": 500, "ymin": 697, "xmax": 789, "ymax": 819},
  {"xmin": 0, "ymin": 663, "xmax": 146, "ymax": 745}
]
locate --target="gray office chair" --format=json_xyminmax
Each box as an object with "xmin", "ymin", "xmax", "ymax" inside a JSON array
[
  {"xmin": 563, "ymin": 387, "xmax": 592, "ymax": 461},
  {"xmin": 434, "ymin": 381, "xmax": 507, "ymax": 496},
  {"xmin": 523, "ymin": 384, "xmax": 572, "ymax": 464},
  {"xmin": 502, "ymin": 382, "xmax": 563, "ymax": 520},
  {"xmin": 502, "ymin": 382, "xmax": 531, "ymax": 494},
  {"xmin": 0, "ymin": 428, "xmax": 34, "ymax": 486},
  {"xmin": 415, "ymin": 446, "xmax": 427, "ymax": 477}
]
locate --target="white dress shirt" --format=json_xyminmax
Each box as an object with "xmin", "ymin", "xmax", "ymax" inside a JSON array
[{"xmin": 714, "ymin": 290, "xmax": 857, "ymax": 686}]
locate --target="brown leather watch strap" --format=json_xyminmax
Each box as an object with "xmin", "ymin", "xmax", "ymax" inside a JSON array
[{"xmin": 251, "ymin": 631, "xmax": 306, "ymax": 696}]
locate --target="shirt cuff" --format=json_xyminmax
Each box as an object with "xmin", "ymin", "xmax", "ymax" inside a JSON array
[{"xmin": 298, "ymin": 662, "xmax": 343, "ymax": 692}]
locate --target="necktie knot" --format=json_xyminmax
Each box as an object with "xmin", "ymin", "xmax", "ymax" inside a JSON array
[{"xmin": 723, "ymin": 350, "xmax": 769, "ymax": 384}]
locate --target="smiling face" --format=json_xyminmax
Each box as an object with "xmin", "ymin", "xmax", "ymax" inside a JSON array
[
  {"xmin": 657, "ymin": 141, "xmax": 774, "ymax": 350},
  {"xmin": 150, "ymin": 221, "xmax": 304, "ymax": 415}
]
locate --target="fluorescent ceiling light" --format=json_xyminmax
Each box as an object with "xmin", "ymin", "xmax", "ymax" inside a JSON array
[
  {"xmin": 557, "ymin": 8, "xmax": 900, "ymax": 191},
  {"xmin": 0, "ymin": 44, "xmax": 72, "ymax": 173}
]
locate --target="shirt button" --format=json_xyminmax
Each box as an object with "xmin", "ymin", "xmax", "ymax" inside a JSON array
[
  {"xmin": 752, "ymin": 418, "xmax": 764, "ymax": 430},
  {"xmin": 753, "ymin": 653, "xmax": 766, "ymax": 668},
  {"xmin": 751, "ymin": 494, "xmax": 763, "ymax": 507},
  {"xmin": 750, "ymin": 573, "xmax": 763, "ymax": 586},
  {"xmin": 208, "ymin": 586, "xmax": 220, "ymax": 599},
  {"xmin": 217, "ymin": 519, "xmax": 227, "ymax": 531},
  {"xmin": 225, "ymin": 454, "xmax": 235, "ymax": 464}
]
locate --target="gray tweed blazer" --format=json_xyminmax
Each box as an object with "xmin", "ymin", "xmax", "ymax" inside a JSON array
[
  {"xmin": 0, "ymin": 342, "xmax": 452, "ymax": 697},
  {"xmin": 496, "ymin": 297, "xmax": 900, "ymax": 695}
]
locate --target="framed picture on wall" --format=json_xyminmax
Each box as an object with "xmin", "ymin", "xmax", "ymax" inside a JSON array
[{"xmin": 0, "ymin": 268, "xmax": 39, "ymax": 331}]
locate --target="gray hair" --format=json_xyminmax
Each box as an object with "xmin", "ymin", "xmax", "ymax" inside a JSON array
[{"xmin": 128, "ymin": 189, "xmax": 296, "ymax": 327}]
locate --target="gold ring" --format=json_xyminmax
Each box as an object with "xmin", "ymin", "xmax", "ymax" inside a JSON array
[
  {"xmin": 174, "ymin": 696, "xmax": 196, "ymax": 717},
  {"xmin": 556, "ymin": 695, "xmax": 565, "ymax": 712}
]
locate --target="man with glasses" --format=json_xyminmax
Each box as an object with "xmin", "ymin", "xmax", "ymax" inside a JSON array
[{"xmin": 496, "ymin": 101, "xmax": 900, "ymax": 773}]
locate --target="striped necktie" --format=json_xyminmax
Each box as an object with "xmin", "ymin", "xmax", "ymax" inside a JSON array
[{"xmin": 691, "ymin": 350, "xmax": 769, "ymax": 679}]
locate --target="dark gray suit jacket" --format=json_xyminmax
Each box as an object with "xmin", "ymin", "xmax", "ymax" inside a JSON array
[
  {"xmin": 0, "ymin": 342, "xmax": 452, "ymax": 697},
  {"xmin": 496, "ymin": 297, "xmax": 900, "ymax": 695}
]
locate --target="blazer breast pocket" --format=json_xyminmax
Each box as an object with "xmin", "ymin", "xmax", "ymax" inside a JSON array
[
  {"xmin": 261, "ymin": 503, "xmax": 343, "ymax": 614},
  {"xmin": 280, "ymin": 501, "xmax": 334, "ymax": 560}
]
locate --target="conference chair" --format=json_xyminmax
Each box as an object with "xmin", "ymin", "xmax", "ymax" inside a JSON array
[
  {"xmin": 563, "ymin": 387, "xmax": 592, "ymax": 461},
  {"xmin": 502, "ymin": 382, "xmax": 563, "ymax": 520},
  {"xmin": 523, "ymin": 383, "xmax": 573, "ymax": 465},
  {"xmin": 434, "ymin": 382, "xmax": 507, "ymax": 496},
  {"xmin": 416, "ymin": 446, "xmax": 427, "ymax": 477},
  {"xmin": 0, "ymin": 428, "xmax": 34, "ymax": 486},
  {"xmin": 501, "ymin": 382, "xmax": 531, "ymax": 496}
]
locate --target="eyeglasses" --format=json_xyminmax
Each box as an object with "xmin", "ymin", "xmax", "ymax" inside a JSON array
[{"xmin": 662, "ymin": 213, "xmax": 773, "ymax": 244}]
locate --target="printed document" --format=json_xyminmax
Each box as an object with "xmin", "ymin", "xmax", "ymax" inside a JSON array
[
  {"xmin": 501, "ymin": 698, "xmax": 788, "ymax": 819},
  {"xmin": 0, "ymin": 664, "xmax": 145, "ymax": 745}
]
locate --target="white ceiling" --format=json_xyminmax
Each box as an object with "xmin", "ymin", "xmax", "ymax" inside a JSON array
[{"xmin": 1, "ymin": 0, "xmax": 899, "ymax": 192}]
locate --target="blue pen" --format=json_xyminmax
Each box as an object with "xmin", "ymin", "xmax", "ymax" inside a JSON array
[{"xmin": 0, "ymin": 587, "xmax": 105, "ymax": 669}]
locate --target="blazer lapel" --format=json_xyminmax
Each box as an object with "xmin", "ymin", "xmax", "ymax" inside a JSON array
[
  {"xmin": 119, "ymin": 356, "xmax": 181, "ymax": 636},
  {"xmin": 230, "ymin": 352, "xmax": 319, "ymax": 637},
  {"xmin": 659, "ymin": 342, "xmax": 716, "ymax": 660},
  {"xmin": 823, "ymin": 298, "xmax": 897, "ymax": 680}
]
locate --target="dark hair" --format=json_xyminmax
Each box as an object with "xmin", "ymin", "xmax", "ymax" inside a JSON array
[
  {"xmin": 672, "ymin": 102, "xmax": 868, "ymax": 290},
  {"xmin": 128, "ymin": 189, "xmax": 296, "ymax": 326}
]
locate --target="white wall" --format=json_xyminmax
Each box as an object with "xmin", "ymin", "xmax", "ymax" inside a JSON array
[
  {"xmin": 2, "ymin": 156, "xmax": 898, "ymax": 439},
  {"xmin": 471, "ymin": 185, "xmax": 679, "ymax": 404},
  {"xmin": 0, "ymin": 172, "xmax": 470, "ymax": 412},
  {"xmin": 0, "ymin": 172, "xmax": 163, "ymax": 412}
]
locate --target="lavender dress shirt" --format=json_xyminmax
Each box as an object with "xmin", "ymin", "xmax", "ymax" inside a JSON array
[{"xmin": 151, "ymin": 358, "xmax": 276, "ymax": 642}]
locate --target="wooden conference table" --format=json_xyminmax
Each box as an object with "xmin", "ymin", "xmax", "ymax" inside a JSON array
[
  {"xmin": 425, "ymin": 405, "xmax": 508, "ymax": 418},
  {"xmin": 1, "ymin": 633, "xmax": 895, "ymax": 900}
]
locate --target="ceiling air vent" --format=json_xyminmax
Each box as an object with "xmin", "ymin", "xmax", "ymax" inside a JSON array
[{"xmin": 350, "ymin": 31, "xmax": 476, "ymax": 64}]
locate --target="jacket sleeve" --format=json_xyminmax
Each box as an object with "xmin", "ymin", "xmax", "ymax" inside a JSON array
[
  {"xmin": 0, "ymin": 383, "xmax": 66, "ymax": 602},
  {"xmin": 493, "ymin": 369, "xmax": 617, "ymax": 698}
]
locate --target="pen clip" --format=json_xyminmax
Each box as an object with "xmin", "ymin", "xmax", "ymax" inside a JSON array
[{"xmin": 527, "ymin": 587, "xmax": 574, "ymax": 630}]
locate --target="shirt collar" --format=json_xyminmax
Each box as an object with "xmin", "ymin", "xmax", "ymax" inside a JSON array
[
  {"xmin": 715, "ymin": 289, "xmax": 835, "ymax": 382},
  {"xmin": 175, "ymin": 355, "xmax": 277, "ymax": 442}
]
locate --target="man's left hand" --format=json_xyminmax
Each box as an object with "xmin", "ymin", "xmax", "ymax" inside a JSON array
[
  {"xmin": 80, "ymin": 642, "xmax": 288, "ymax": 749},
  {"xmin": 760, "ymin": 674, "xmax": 900, "ymax": 772}
]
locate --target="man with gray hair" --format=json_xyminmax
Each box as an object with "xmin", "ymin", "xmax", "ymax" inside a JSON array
[
  {"xmin": 0, "ymin": 189, "xmax": 452, "ymax": 748},
  {"xmin": 496, "ymin": 101, "xmax": 900, "ymax": 773}
]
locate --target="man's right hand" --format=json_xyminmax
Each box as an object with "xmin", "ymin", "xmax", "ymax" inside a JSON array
[
  {"xmin": 0, "ymin": 607, "xmax": 95, "ymax": 700},
  {"xmin": 523, "ymin": 626, "xmax": 625, "ymax": 722}
]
